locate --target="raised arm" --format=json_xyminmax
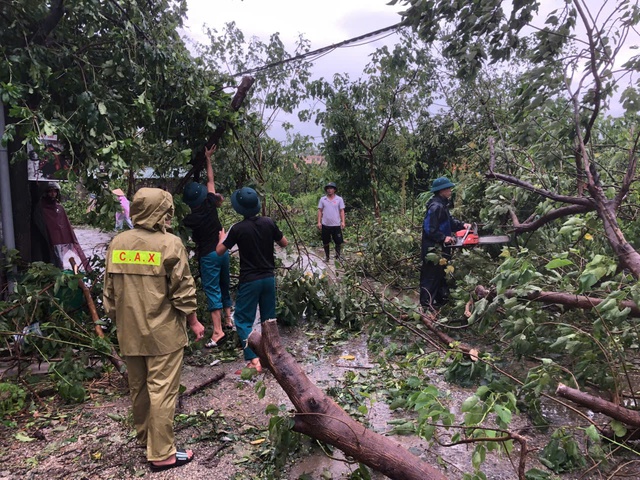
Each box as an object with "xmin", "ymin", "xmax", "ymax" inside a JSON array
[{"xmin": 205, "ymin": 144, "xmax": 217, "ymax": 194}]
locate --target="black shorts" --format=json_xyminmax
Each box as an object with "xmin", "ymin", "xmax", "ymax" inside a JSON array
[{"xmin": 321, "ymin": 225, "xmax": 343, "ymax": 245}]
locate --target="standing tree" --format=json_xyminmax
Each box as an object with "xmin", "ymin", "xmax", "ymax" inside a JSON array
[
  {"xmin": 394, "ymin": 0, "xmax": 640, "ymax": 443},
  {"xmin": 197, "ymin": 22, "xmax": 315, "ymax": 196},
  {"xmin": 308, "ymin": 30, "xmax": 437, "ymax": 218},
  {"xmin": 1, "ymin": 0, "xmax": 233, "ymax": 264}
]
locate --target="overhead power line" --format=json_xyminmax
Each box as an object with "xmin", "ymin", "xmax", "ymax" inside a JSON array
[{"xmin": 231, "ymin": 22, "xmax": 405, "ymax": 77}]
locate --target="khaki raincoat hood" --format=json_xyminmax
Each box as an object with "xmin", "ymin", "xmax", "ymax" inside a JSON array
[{"xmin": 131, "ymin": 188, "xmax": 174, "ymax": 233}]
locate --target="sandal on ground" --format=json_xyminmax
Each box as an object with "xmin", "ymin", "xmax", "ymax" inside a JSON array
[
  {"xmin": 205, "ymin": 335, "xmax": 226, "ymax": 348},
  {"xmin": 150, "ymin": 449, "xmax": 194, "ymax": 472}
]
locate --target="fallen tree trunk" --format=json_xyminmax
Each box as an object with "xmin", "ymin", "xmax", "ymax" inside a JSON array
[
  {"xmin": 556, "ymin": 383, "xmax": 640, "ymax": 428},
  {"xmin": 173, "ymin": 76, "xmax": 255, "ymax": 195},
  {"xmin": 475, "ymin": 285, "xmax": 640, "ymax": 317},
  {"xmin": 248, "ymin": 319, "xmax": 447, "ymax": 480}
]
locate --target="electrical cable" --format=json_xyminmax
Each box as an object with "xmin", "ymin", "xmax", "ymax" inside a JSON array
[{"xmin": 230, "ymin": 22, "xmax": 405, "ymax": 77}]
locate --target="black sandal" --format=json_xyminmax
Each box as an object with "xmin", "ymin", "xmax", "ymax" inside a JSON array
[{"xmin": 150, "ymin": 449, "xmax": 194, "ymax": 472}]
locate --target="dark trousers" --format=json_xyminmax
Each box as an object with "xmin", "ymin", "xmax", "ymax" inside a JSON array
[
  {"xmin": 419, "ymin": 249, "xmax": 452, "ymax": 307},
  {"xmin": 321, "ymin": 225, "xmax": 343, "ymax": 258}
]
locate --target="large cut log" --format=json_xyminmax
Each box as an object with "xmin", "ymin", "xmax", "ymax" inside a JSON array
[
  {"xmin": 173, "ymin": 76, "xmax": 255, "ymax": 195},
  {"xmin": 556, "ymin": 383, "xmax": 640, "ymax": 428},
  {"xmin": 475, "ymin": 285, "xmax": 640, "ymax": 317},
  {"xmin": 248, "ymin": 319, "xmax": 447, "ymax": 480}
]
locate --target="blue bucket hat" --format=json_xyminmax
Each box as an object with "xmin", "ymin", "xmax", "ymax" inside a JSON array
[
  {"xmin": 430, "ymin": 177, "xmax": 456, "ymax": 193},
  {"xmin": 231, "ymin": 187, "xmax": 261, "ymax": 218},
  {"xmin": 183, "ymin": 182, "xmax": 207, "ymax": 208}
]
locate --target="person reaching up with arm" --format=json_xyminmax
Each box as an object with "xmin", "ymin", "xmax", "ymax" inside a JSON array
[{"xmin": 183, "ymin": 145, "xmax": 234, "ymax": 349}]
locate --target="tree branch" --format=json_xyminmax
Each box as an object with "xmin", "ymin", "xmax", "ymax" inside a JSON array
[
  {"xmin": 485, "ymin": 171, "xmax": 592, "ymax": 206},
  {"xmin": 614, "ymin": 127, "xmax": 640, "ymax": 209},
  {"xmin": 475, "ymin": 285, "xmax": 640, "ymax": 317},
  {"xmin": 248, "ymin": 320, "xmax": 447, "ymax": 480},
  {"xmin": 510, "ymin": 204, "xmax": 595, "ymax": 233},
  {"xmin": 31, "ymin": 0, "xmax": 65, "ymax": 45}
]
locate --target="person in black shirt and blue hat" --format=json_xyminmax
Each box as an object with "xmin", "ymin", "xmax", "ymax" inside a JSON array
[
  {"xmin": 183, "ymin": 145, "xmax": 234, "ymax": 348},
  {"xmin": 420, "ymin": 177, "xmax": 470, "ymax": 309},
  {"xmin": 216, "ymin": 187, "xmax": 288, "ymax": 373}
]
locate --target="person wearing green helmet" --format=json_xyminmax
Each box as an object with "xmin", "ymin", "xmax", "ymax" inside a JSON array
[{"xmin": 420, "ymin": 177, "xmax": 471, "ymax": 309}]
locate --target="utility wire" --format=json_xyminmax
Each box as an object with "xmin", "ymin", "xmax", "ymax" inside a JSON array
[{"xmin": 231, "ymin": 22, "xmax": 405, "ymax": 77}]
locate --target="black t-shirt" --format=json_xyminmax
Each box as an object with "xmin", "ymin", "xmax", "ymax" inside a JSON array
[
  {"xmin": 183, "ymin": 192, "xmax": 222, "ymax": 258},
  {"xmin": 222, "ymin": 216, "xmax": 284, "ymax": 283}
]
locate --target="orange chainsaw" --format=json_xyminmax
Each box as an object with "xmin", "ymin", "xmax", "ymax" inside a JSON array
[{"xmin": 452, "ymin": 223, "xmax": 510, "ymax": 247}]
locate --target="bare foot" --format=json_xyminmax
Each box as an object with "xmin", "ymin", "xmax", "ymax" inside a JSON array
[{"xmin": 247, "ymin": 359, "xmax": 262, "ymax": 372}]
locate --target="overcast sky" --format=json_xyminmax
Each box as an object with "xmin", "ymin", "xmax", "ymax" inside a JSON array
[
  {"xmin": 181, "ymin": 1, "xmax": 639, "ymax": 142},
  {"xmin": 182, "ymin": 0, "xmax": 406, "ymax": 141}
]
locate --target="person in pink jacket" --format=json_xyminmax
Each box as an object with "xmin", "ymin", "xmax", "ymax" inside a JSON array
[{"xmin": 113, "ymin": 188, "xmax": 133, "ymax": 230}]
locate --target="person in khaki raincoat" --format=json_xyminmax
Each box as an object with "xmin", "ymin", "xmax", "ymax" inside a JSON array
[{"xmin": 103, "ymin": 188, "xmax": 205, "ymax": 472}]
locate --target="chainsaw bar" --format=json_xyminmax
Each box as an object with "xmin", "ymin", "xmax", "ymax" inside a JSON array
[
  {"xmin": 476, "ymin": 235, "xmax": 511, "ymax": 245},
  {"xmin": 453, "ymin": 234, "xmax": 510, "ymax": 247}
]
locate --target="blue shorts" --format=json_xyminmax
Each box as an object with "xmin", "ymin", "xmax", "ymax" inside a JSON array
[{"xmin": 199, "ymin": 250, "xmax": 232, "ymax": 311}]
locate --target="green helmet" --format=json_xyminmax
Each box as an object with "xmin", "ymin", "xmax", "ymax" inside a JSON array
[
  {"xmin": 324, "ymin": 182, "xmax": 337, "ymax": 191},
  {"xmin": 430, "ymin": 177, "xmax": 455, "ymax": 193}
]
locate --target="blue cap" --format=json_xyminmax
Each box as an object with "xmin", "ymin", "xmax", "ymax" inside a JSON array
[
  {"xmin": 231, "ymin": 187, "xmax": 261, "ymax": 217},
  {"xmin": 183, "ymin": 182, "xmax": 207, "ymax": 208}
]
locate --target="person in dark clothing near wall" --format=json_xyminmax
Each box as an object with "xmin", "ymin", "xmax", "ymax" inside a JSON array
[
  {"xmin": 183, "ymin": 145, "xmax": 233, "ymax": 348},
  {"xmin": 420, "ymin": 177, "xmax": 470, "ymax": 309},
  {"xmin": 216, "ymin": 187, "xmax": 288, "ymax": 373},
  {"xmin": 32, "ymin": 182, "xmax": 91, "ymax": 272}
]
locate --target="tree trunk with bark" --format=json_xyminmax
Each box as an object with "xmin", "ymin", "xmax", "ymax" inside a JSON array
[
  {"xmin": 248, "ymin": 319, "xmax": 447, "ymax": 480},
  {"xmin": 173, "ymin": 76, "xmax": 255, "ymax": 195},
  {"xmin": 556, "ymin": 383, "xmax": 640, "ymax": 428},
  {"xmin": 474, "ymin": 285, "xmax": 640, "ymax": 317}
]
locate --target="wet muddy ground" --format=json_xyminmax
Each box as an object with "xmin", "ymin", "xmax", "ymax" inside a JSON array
[
  {"xmin": 5, "ymin": 322, "xmax": 632, "ymax": 480},
  {"xmin": 1, "ymin": 228, "xmax": 638, "ymax": 479}
]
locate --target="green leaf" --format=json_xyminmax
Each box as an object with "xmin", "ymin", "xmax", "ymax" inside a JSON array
[
  {"xmin": 584, "ymin": 425, "xmax": 600, "ymax": 442},
  {"xmin": 15, "ymin": 432, "xmax": 35, "ymax": 442},
  {"xmin": 545, "ymin": 258, "xmax": 573, "ymax": 269},
  {"xmin": 610, "ymin": 420, "xmax": 627, "ymax": 437},
  {"xmin": 493, "ymin": 404, "xmax": 512, "ymax": 426},
  {"xmin": 461, "ymin": 395, "xmax": 479, "ymax": 412}
]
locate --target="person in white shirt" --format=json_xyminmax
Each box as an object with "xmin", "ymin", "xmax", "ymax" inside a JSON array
[{"xmin": 317, "ymin": 182, "xmax": 346, "ymax": 262}]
